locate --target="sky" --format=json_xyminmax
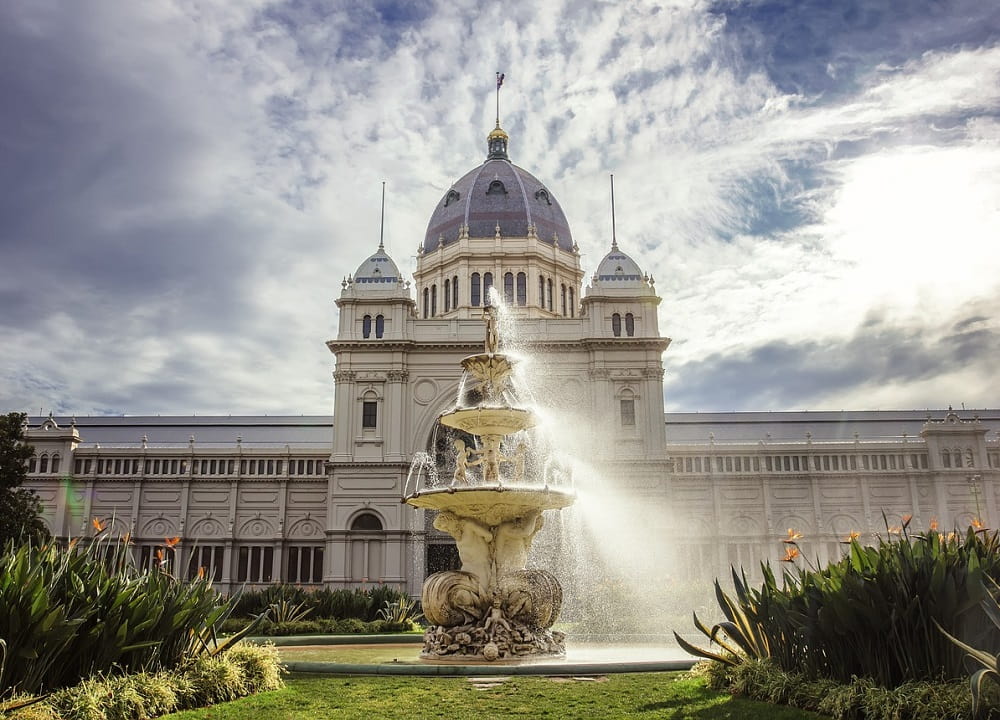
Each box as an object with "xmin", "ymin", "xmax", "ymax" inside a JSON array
[{"xmin": 1, "ymin": 0, "xmax": 998, "ymax": 417}]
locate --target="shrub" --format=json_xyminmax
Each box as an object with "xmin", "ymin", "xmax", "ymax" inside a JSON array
[
  {"xmin": 678, "ymin": 526, "xmax": 1000, "ymax": 687},
  {"xmin": 228, "ymin": 644, "xmax": 283, "ymax": 694},
  {"xmin": 0, "ymin": 535, "xmax": 259, "ymax": 699},
  {"xmin": 15, "ymin": 643, "xmax": 283, "ymax": 720},
  {"xmin": 717, "ymin": 658, "xmax": 979, "ymax": 720},
  {"xmin": 179, "ymin": 655, "xmax": 247, "ymax": 706}
]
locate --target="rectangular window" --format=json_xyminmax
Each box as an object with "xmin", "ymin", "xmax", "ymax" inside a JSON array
[
  {"xmin": 792, "ymin": 456, "xmax": 800, "ymax": 471},
  {"xmin": 850, "ymin": 456, "xmax": 857, "ymax": 470},
  {"xmin": 725, "ymin": 457, "xmax": 732, "ymax": 472},
  {"xmin": 187, "ymin": 546, "xmax": 224, "ymax": 582},
  {"xmin": 694, "ymin": 457, "xmax": 702, "ymax": 472},
  {"xmin": 362, "ymin": 401, "xmax": 378, "ymax": 428},
  {"xmin": 287, "ymin": 546, "xmax": 324, "ymax": 583},
  {"xmin": 734, "ymin": 457, "xmax": 742, "ymax": 472},
  {"xmin": 620, "ymin": 399, "xmax": 635, "ymax": 426},
  {"xmin": 238, "ymin": 545, "xmax": 274, "ymax": 583}
]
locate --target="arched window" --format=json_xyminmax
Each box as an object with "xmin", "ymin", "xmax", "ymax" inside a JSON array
[
  {"xmin": 375, "ymin": 314, "xmax": 384, "ymax": 339},
  {"xmin": 444, "ymin": 278, "xmax": 451, "ymax": 312},
  {"xmin": 503, "ymin": 272, "xmax": 514, "ymax": 304},
  {"xmin": 362, "ymin": 314, "xmax": 372, "ymax": 339},
  {"xmin": 941, "ymin": 451, "xmax": 951, "ymax": 468},
  {"xmin": 612, "ymin": 313, "xmax": 622, "ymax": 337},
  {"xmin": 51, "ymin": 453, "xmax": 60, "ymax": 473},
  {"xmin": 625, "ymin": 312, "xmax": 634, "ymax": 337},
  {"xmin": 28, "ymin": 457, "xmax": 36, "ymax": 473},
  {"xmin": 516, "ymin": 272, "xmax": 526, "ymax": 306},
  {"xmin": 39, "ymin": 454, "xmax": 49, "ymax": 473},
  {"xmin": 547, "ymin": 279, "xmax": 553, "ymax": 310},
  {"xmin": 620, "ymin": 391, "xmax": 636, "ymax": 426},
  {"xmin": 350, "ymin": 512, "xmax": 384, "ymax": 583},
  {"xmin": 560, "ymin": 284, "xmax": 567, "ymax": 316},
  {"xmin": 483, "ymin": 272, "xmax": 494, "ymax": 306},
  {"xmin": 422, "ymin": 288, "xmax": 429, "ymax": 318},
  {"xmin": 569, "ymin": 288, "xmax": 575, "ymax": 317},
  {"xmin": 452, "ymin": 275, "xmax": 458, "ymax": 309},
  {"xmin": 431, "ymin": 284, "xmax": 438, "ymax": 316},
  {"xmin": 471, "ymin": 273, "xmax": 481, "ymax": 307},
  {"xmin": 351, "ymin": 513, "xmax": 383, "ymax": 532},
  {"xmin": 538, "ymin": 276, "xmax": 545, "ymax": 306}
]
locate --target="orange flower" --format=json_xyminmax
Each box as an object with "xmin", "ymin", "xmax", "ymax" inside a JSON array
[
  {"xmin": 972, "ymin": 518, "xmax": 987, "ymax": 532},
  {"xmin": 155, "ymin": 549, "xmax": 164, "ymax": 563},
  {"xmin": 901, "ymin": 514, "xmax": 913, "ymax": 527},
  {"xmin": 841, "ymin": 531, "xmax": 861, "ymax": 544},
  {"xmin": 888, "ymin": 525, "xmax": 902, "ymax": 535},
  {"xmin": 929, "ymin": 517, "xmax": 939, "ymax": 531},
  {"xmin": 197, "ymin": 566, "xmax": 206, "ymax": 579},
  {"xmin": 121, "ymin": 532, "xmax": 132, "ymax": 545},
  {"xmin": 781, "ymin": 546, "xmax": 800, "ymax": 562},
  {"xmin": 91, "ymin": 517, "xmax": 106, "ymax": 533},
  {"xmin": 783, "ymin": 528, "xmax": 803, "ymax": 544},
  {"xmin": 164, "ymin": 536, "xmax": 180, "ymax": 548}
]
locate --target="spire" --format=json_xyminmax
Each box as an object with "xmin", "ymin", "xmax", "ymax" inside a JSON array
[
  {"xmin": 378, "ymin": 181, "xmax": 386, "ymax": 251},
  {"xmin": 610, "ymin": 174, "xmax": 619, "ymax": 251},
  {"xmin": 487, "ymin": 72, "xmax": 509, "ymax": 161}
]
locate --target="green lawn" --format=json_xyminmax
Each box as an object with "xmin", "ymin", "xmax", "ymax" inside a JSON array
[{"xmin": 161, "ymin": 672, "xmax": 826, "ymax": 719}]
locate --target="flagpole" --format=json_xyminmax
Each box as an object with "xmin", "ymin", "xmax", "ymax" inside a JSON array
[
  {"xmin": 379, "ymin": 181, "xmax": 385, "ymax": 251},
  {"xmin": 495, "ymin": 71, "xmax": 501, "ymax": 125},
  {"xmin": 610, "ymin": 174, "xmax": 618, "ymax": 250}
]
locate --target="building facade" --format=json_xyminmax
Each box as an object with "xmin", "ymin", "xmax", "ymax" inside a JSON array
[{"xmin": 21, "ymin": 122, "xmax": 1000, "ymax": 593}]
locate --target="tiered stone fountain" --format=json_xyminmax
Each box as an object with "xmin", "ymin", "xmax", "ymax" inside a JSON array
[{"xmin": 405, "ymin": 308, "xmax": 575, "ymax": 662}]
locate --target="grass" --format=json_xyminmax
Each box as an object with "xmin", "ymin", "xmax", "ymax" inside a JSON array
[{"xmin": 160, "ymin": 672, "xmax": 826, "ymax": 719}]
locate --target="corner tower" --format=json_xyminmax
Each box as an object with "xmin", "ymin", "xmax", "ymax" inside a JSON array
[{"xmin": 414, "ymin": 125, "xmax": 585, "ymax": 319}]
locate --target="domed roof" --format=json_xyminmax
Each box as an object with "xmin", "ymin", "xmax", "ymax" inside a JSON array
[
  {"xmin": 352, "ymin": 246, "xmax": 401, "ymax": 288},
  {"xmin": 593, "ymin": 243, "xmax": 648, "ymax": 290},
  {"xmin": 423, "ymin": 126, "xmax": 574, "ymax": 252}
]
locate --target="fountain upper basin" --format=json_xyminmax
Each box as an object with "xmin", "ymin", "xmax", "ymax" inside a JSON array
[{"xmin": 404, "ymin": 486, "xmax": 574, "ymax": 525}]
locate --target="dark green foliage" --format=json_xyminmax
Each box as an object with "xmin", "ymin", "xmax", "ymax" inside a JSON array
[
  {"xmin": 229, "ymin": 583, "xmax": 411, "ymax": 622},
  {"xmin": 0, "ymin": 534, "xmax": 262, "ymax": 698},
  {"xmin": 225, "ymin": 616, "xmax": 414, "ymax": 636},
  {"xmin": 939, "ymin": 576, "xmax": 1000, "ymax": 718},
  {"xmin": 0, "ymin": 413, "xmax": 47, "ymax": 546},
  {"xmin": 678, "ymin": 527, "xmax": 1000, "ymax": 687},
  {"xmin": 0, "ymin": 413, "xmax": 33, "ymax": 491}
]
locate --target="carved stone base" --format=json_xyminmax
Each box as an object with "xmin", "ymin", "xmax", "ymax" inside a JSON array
[{"xmin": 422, "ymin": 620, "xmax": 565, "ymax": 662}]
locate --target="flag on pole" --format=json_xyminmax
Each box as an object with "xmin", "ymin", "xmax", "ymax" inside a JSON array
[{"xmin": 496, "ymin": 72, "xmax": 505, "ymax": 89}]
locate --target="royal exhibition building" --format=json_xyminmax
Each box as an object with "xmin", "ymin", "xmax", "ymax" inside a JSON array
[{"xmin": 20, "ymin": 122, "xmax": 1000, "ymax": 597}]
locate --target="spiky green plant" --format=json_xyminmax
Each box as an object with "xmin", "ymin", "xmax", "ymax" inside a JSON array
[
  {"xmin": 0, "ymin": 533, "xmax": 262, "ymax": 698},
  {"xmin": 677, "ymin": 525, "xmax": 1000, "ymax": 687}
]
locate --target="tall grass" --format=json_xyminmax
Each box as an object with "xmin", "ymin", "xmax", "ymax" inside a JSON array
[{"xmin": 0, "ymin": 533, "xmax": 257, "ymax": 698}]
